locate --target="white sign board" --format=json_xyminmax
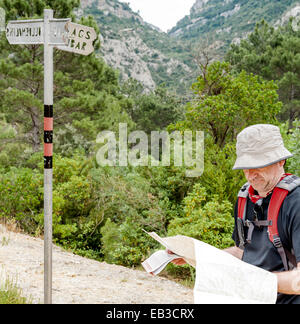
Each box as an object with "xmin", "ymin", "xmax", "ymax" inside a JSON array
[
  {"xmin": 57, "ymin": 22, "xmax": 97, "ymax": 56},
  {"xmin": 49, "ymin": 19, "xmax": 70, "ymax": 45},
  {"xmin": 6, "ymin": 18, "xmax": 70, "ymax": 45},
  {"xmin": 6, "ymin": 19, "xmax": 44, "ymax": 44}
]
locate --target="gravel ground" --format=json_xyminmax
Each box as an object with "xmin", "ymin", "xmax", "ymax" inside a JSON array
[{"xmin": 0, "ymin": 225, "xmax": 193, "ymax": 304}]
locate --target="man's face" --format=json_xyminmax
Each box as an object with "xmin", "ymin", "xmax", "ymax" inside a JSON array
[{"xmin": 243, "ymin": 161, "xmax": 285, "ymax": 195}]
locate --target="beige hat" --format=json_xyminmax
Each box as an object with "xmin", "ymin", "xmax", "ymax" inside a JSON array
[{"xmin": 233, "ymin": 124, "xmax": 293, "ymax": 170}]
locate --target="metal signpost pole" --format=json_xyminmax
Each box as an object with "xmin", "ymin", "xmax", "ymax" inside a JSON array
[
  {"xmin": 43, "ymin": 8, "xmax": 54, "ymax": 305},
  {"xmin": 6, "ymin": 9, "xmax": 96, "ymax": 304}
]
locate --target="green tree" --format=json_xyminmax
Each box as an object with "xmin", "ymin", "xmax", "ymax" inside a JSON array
[
  {"xmin": 168, "ymin": 183, "xmax": 234, "ymax": 249},
  {"xmin": 177, "ymin": 61, "xmax": 281, "ymax": 148},
  {"xmin": 121, "ymin": 78, "xmax": 183, "ymax": 134},
  {"xmin": 0, "ymin": 0, "xmax": 80, "ymax": 19},
  {"xmin": 0, "ymin": 0, "xmax": 132, "ymax": 155},
  {"xmin": 226, "ymin": 19, "xmax": 300, "ymax": 127}
]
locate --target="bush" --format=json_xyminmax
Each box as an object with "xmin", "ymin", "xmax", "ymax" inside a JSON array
[
  {"xmin": 167, "ymin": 183, "xmax": 234, "ymax": 249},
  {"xmin": 0, "ymin": 167, "xmax": 43, "ymax": 233},
  {"xmin": 0, "ymin": 152, "xmax": 171, "ymax": 262},
  {"xmin": 100, "ymin": 218, "xmax": 160, "ymax": 266},
  {"xmin": 91, "ymin": 166, "xmax": 169, "ymax": 265},
  {"xmin": 197, "ymin": 138, "xmax": 246, "ymax": 206}
]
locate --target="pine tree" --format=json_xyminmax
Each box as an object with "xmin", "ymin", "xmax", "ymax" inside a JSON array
[
  {"xmin": 173, "ymin": 61, "xmax": 282, "ymax": 148},
  {"xmin": 226, "ymin": 19, "xmax": 300, "ymax": 127},
  {"xmin": 0, "ymin": 0, "xmax": 133, "ymax": 155}
]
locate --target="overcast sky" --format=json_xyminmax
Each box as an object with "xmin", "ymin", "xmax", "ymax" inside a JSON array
[{"xmin": 118, "ymin": 0, "xmax": 195, "ymax": 32}]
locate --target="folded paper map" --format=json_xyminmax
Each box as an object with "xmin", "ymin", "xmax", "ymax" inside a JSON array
[
  {"xmin": 141, "ymin": 230, "xmax": 195, "ymax": 273},
  {"xmin": 142, "ymin": 231, "xmax": 278, "ymax": 304}
]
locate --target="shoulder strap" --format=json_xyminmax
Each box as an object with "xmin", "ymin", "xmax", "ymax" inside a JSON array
[
  {"xmin": 237, "ymin": 183, "xmax": 249, "ymax": 220},
  {"xmin": 269, "ymin": 174, "xmax": 300, "ymax": 242},
  {"xmin": 276, "ymin": 174, "xmax": 300, "ymax": 192},
  {"xmin": 238, "ymin": 182, "xmax": 250, "ymax": 198},
  {"xmin": 236, "ymin": 176, "xmax": 300, "ymax": 270},
  {"xmin": 267, "ymin": 187, "xmax": 289, "ymax": 244},
  {"xmin": 237, "ymin": 183, "xmax": 249, "ymax": 248},
  {"xmin": 268, "ymin": 175, "xmax": 300, "ymax": 270}
]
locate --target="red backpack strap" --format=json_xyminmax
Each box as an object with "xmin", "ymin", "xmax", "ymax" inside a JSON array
[
  {"xmin": 236, "ymin": 176, "xmax": 299, "ymax": 270},
  {"xmin": 238, "ymin": 197, "xmax": 247, "ymax": 220},
  {"xmin": 268, "ymin": 187, "xmax": 290, "ymax": 271},
  {"xmin": 237, "ymin": 183, "xmax": 250, "ymax": 220},
  {"xmin": 267, "ymin": 187, "xmax": 289, "ymax": 243}
]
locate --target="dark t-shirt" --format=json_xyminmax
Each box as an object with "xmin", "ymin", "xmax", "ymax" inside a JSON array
[{"xmin": 232, "ymin": 186, "xmax": 300, "ymax": 304}]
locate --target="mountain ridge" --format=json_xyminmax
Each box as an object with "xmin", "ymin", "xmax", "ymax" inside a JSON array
[
  {"xmin": 80, "ymin": 0, "xmax": 196, "ymax": 94},
  {"xmin": 79, "ymin": 0, "xmax": 300, "ymax": 93},
  {"xmin": 169, "ymin": 0, "xmax": 300, "ymax": 55}
]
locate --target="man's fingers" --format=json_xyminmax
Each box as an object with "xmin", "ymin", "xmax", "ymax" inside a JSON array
[
  {"xmin": 166, "ymin": 249, "xmax": 187, "ymax": 265},
  {"xmin": 171, "ymin": 258, "xmax": 186, "ymax": 265}
]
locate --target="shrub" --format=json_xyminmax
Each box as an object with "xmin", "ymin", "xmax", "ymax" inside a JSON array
[
  {"xmin": 0, "ymin": 167, "xmax": 43, "ymax": 233},
  {"xmin": 100, "ymin": 218, "xmax": 160, "ymax": 266},
  {"xmin": 197, "ymin": 138, "xmax": 246, "ymax": 206},
  {"xmin": 167, "ymin": 183, "xmax": 234, "ymax": 249}
]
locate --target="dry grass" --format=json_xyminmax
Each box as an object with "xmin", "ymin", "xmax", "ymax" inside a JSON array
[
  {"xmin": 0, "ymin": 218, "xmax": 22, "ymax": 234},
  {"xmin": 0, "ymin": 275, "xmax": 31, "ymax": 304}
]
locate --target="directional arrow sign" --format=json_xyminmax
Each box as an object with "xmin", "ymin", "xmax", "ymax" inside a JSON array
[
  {"xmin": 57, "ymin": 22, "xmax": 97, "ymax": 56},
  {"xmin": 6, "ymin": 18, "xmax": 70, "ymax": 45},
  {"xmin": 6, "ymin": 19, "xmax": 44, "ymax": 44}
]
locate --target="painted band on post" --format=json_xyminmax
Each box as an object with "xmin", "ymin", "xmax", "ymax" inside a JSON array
[
  {"xmin": 44, "ymin": 156, "xmax": 53, "ymax": 169},
  {"xmin": 44, "ymin": 104, "xmax": 53, "ymax": 117},
  {"xmin": 44, "ymin": 104, "xmax": 53, "ymax": 169}
]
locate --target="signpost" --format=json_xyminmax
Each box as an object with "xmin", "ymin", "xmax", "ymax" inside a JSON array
[
  {"xmin": 57, "ymin": 21, "xmax": 97, "ymax": 56},
  {"xmin": 6, "ymin": 19, "xmax": 44, "ymax": 44},
  {"xmin": 6, "ymin": 8, "xmax": 96, "ymax": 304},
  {"xmin": 6, "ymin": 18, "xmax": 70, "ymax": 45}
]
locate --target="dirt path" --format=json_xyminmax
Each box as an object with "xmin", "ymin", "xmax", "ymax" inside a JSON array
[{"xmin": 0, "ymin": 225, "xmax": 193, "ymax": 304}]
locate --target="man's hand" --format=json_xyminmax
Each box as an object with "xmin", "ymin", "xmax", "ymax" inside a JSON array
[
  {"xmin": 167, "ymin": 249, "xmax": 187, "ymax": 265},
  {"xmin": 275, "ymin": 263, "xmax": 300, "ymax": 295},
  {"xmin": 224, "ymin": 246, "xmax": 244, "ymax": 260}
]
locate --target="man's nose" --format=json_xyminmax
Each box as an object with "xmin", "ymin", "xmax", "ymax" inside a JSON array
[{"xmin": 245, "ymin": 169, "xmax": 258, "ymax": 180}]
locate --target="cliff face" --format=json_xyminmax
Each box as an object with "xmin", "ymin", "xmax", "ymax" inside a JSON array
[
  {"xmin": 79, "ymin": 0, "xmax": 196, "ymax": 94},
  {"xmin": 81, "ymin": 0, "xmax": 143, "ymax": 23},
  {"xmin": 191, "ymin": 0, "xmax": 210, "ymax": 13},
  {"xmin": 79, "ymin": 0, "xmax": 300, "ymax": 92},
  {"xmin": 169, "ymin": 0, "xmax": 300, "ymax": 55}
]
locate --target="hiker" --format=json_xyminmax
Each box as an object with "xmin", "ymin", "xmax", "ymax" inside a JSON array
[{"xmin": 171, "ymin": 124, "xmax": 300, "ymax": 304}]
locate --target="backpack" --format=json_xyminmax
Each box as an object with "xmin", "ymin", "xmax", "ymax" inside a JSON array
[{"xmin": 237, "ymin": 174, "xmax": 300, "ymax": 271}]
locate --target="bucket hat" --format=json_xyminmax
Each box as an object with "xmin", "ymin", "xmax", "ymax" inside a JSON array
[{"xmin": 233, "ymin": 124, "xmax": 293, "ymax": 170}]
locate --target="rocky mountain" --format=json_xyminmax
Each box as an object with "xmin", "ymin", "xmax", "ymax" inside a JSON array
[
  {"xmin": 169, "ymin": 0, "xmax": 300, "ymax": 56},
  {"xmin": 78, "ymin": 0, "xmax": 300, "ymax": 93},
  {"xmin": 79, "ymin": 0, "xmax": 197, "ymax": 95}
]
